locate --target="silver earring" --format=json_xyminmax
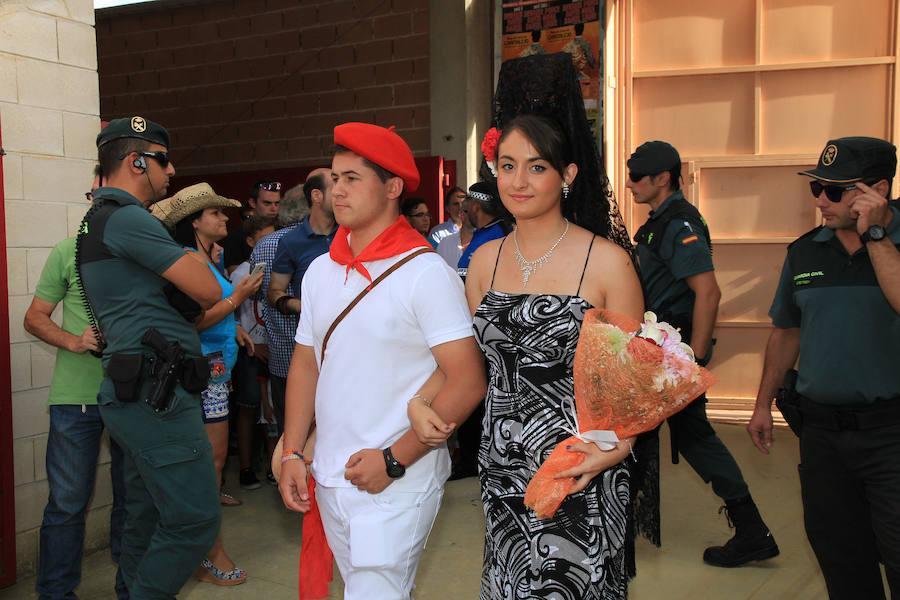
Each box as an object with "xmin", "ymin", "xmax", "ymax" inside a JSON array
[{"xmin": 562, "ymin": 182, "xmax": 570, "ymax": 199}]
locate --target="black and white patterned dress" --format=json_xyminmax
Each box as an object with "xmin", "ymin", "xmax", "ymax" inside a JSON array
[{"xmin": 474, "ymin": 281, "xmax": 630, "ymax": 599}]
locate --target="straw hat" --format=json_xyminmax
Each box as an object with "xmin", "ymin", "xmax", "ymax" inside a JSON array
[{"xmin": 151, "ymin": 182, "xmax": 241, "ymax": 228}]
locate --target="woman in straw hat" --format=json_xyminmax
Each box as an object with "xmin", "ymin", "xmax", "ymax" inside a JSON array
[{"xmin": 152, "ymin": 182, "xmax": 263, "ymax": 586}]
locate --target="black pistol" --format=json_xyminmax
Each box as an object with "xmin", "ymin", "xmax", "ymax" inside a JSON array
[{"xmin": 142, "ymin": 327, "xmax": 184, "ymax": 412}]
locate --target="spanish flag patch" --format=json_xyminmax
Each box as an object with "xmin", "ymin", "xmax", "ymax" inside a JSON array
[{"xmin": 681, "ymin": 235, "xmax": 699, "ymax": 245}]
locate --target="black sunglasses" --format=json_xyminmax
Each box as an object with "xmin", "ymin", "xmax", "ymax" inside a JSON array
[
  {"xmin": 809, "ymin": 180, "xmax": 860, "ymax": 203},
  {"xmin": 258, "ymin": 182, "xmax": 282, "ymax": 192},
  {"xmin": 628, "ymin": 172, "xmax": 647, "ymax": 183},
  {"xmin": 138, "ymin": 151, "xmax": 170, "ymax": 167}
]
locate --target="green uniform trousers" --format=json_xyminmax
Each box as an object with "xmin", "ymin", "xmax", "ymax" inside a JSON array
[
  {"xmin": 98, "ymin": 379, "xmax": 220, "ymax": 600},
  {"xmin": 667, "ymin": 394, "xmax": 750, "ymax": 501}
]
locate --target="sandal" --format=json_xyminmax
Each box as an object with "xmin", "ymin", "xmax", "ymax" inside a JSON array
[
  {"xmin": 219, "ymin": 492, "xmax": 243, "ymax": 507},
  {"xmin": 195, "ymin": 558, "xmax": 247, "ymax": 586}
]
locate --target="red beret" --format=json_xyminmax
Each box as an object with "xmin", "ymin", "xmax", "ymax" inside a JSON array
[{"xmin": 334, "ymin": 122, "xmax": 420, "ymax": 192}]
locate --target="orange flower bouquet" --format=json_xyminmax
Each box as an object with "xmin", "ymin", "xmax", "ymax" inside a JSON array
[{"xmin": 524, "ymin": 309, "xmax": 716, "ymax": 519}]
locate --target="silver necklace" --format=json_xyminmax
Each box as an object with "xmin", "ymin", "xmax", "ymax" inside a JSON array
[{"xmin": 513, "ymin": 219, "xmax": 569, "ymax": 287}]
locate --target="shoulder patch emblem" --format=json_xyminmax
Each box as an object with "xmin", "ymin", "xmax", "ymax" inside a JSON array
[{"xmin": 681, "ymin": 235, "xmax": 699, "ymax": 245}]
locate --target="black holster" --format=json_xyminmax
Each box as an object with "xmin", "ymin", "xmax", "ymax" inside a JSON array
[
  {"xmin": 142, "ymin": 328, "xmax": 209, "ymax": 412},
  {"xmin": 775, "ymin": 369, "xmax": 802, "ymax": 436}
]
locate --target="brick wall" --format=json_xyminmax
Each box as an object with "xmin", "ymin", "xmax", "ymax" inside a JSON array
[
  {"xmin": 1, "ymin": 0, "xmax": 109, "ymax": 578},
  {"xmin": 96, "ymin": 0, "xmax": 431, "ymax": 177}
]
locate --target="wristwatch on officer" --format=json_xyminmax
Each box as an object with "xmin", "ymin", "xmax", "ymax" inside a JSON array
[
  {"xmin": 383, "ymin": 447, "xmax": 406, "ymax": 479},
  {"xmin": 860, "ymin": 224, "xmax": 886, "ymax": 244}
]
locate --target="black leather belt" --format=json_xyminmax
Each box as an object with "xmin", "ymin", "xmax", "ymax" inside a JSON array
[{"xmin": 798, "ymin": 396, "xmax": 900, "ymax": 431}]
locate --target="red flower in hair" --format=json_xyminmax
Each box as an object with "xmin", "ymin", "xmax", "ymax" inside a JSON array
[{"xmin": 481, "ymin": 127, "xmax": 501, "ymax": 164}]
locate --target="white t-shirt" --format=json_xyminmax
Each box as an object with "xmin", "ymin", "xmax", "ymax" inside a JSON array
[
  {"xmin": 436, "ymin": 231, "xmax": 463, "ymax": 269},
  {"xmin": 231, "ymin": 261, "xmax": 267, "ymax": 344},
  {"xmin": 428, "ymin": 219, "xmax": 459, "ymax": 247},
  {"xmin": 296, "ymin": 248, "xmax": 474, "ymax": 492}
]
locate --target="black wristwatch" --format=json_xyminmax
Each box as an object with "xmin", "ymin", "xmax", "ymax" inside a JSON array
[
  {"xmin": 383, "ymin": 447, "xmax": 406, "ymax": 479},
  {"xmin": 860, "ymin": 224, "xmax": 886, "ymax": 244}
]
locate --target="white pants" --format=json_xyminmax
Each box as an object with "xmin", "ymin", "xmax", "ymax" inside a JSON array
[{"xmin": 316, "ymin": 483, "xmax": 444, "ymax": 600}]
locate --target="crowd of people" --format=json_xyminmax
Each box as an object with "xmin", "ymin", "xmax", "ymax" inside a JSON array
[{"xmin": 21, "ymin": 51, "xmax": 899, "ymax": 600}]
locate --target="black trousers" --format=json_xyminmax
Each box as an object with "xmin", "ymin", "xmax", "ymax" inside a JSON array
[
  {"xmin": 666, "ymin": 394, "xmax": 750, "ymax": 501},
  {"xmin": 270, "ymin": 374, "xmax": 287, "ymax": 438},
  {"xmin": 799, "ymin": 422, "xmax": 900, "ymax": 599}
]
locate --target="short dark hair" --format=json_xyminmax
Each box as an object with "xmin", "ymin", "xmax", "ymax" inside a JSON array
[
  {"xmin": 242, "ymin": 215, "xmax": 279, "ymax": 239},
  {"xmin": 250, "ymin": 179, "xmax": 279, "ymax": 202},
  {"xmin": 447, "ymin": 186, "xmax": 465, "ymax": 197},
  {"xmin": 663, "ymin": 163, "xmax": 681, "ymax": 191},
  {"xmin": 98, "ymin": 138, "xmax": 151, "ymax": 176},
  {"xmin": 332, "ymin": 144, "xmax": 395, "ymax": 184},
  {"xmin": 303, "ymin": 172, "xmax": 328, "ymax": 209},
  {"xmin": 574, "ymin": 23, "xmax": 584, "ymax": 36},
  {"xmin": 401, "ymin": 197, "xmax": 426, "ymax": 216}
]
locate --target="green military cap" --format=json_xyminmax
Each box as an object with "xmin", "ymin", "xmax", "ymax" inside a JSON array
[
  {"xmin": 799, "ymin": 136, "xmax": 897, "ymax": 183},
  {"xmin": 96, "ymin": 116, "xmax": 170, "ymax": 149},
  {"xmin": 627, "ymin": 140, "xmax": 681, "ymax": 175}
]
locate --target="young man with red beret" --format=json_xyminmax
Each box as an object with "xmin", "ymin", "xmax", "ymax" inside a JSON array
[{"xmin": 278, "ymin": 122, "xmax": 487, "ymax": 598}]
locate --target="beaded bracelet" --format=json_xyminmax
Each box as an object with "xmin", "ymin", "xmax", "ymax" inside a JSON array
[{"xmin": 281, "ymin": 451, "xmax": 305, "ymax": 464}]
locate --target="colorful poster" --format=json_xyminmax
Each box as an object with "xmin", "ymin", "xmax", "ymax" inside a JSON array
[{"xmin": 500, "ymin": 0, "xmax": 603, "ymax": 141}]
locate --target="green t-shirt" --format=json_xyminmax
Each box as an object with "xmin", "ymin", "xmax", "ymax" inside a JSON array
[
  {"xmin": 636, "ymin": 191, "xmax": 715, "ymax": 316},
  {"xmin": 33, "ymin": 237, "xmax": 104, "ymax": 405},
  {"xmin": 769, "ymin": 207, "xmax": 900, "ymax": 404},
  {"xmin": 80, "ymin": 188, "xmax": 202, "ymax": 368}
]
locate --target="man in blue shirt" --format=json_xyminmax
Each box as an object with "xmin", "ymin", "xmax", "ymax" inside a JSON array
[
  {"xmin": 265, "ymin": 168, "xmax": 337, "ymax": 432},
  {"xmin": 457, "ymin": 182, "xmax": 509, "ymax": 280}
]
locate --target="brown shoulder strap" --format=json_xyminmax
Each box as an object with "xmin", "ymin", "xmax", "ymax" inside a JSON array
[{"xmin": 320, "ymin": 247, "xmax": 435, "ymax": 364}]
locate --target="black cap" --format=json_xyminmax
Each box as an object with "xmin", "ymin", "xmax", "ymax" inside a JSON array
[
  {"xmin": 468, "ymin": 181, "xmax": 499, "ymax": 205},
  {"xmin": 799, "ymin": 137, "xmax": 896, "ymax": 183},
  {"xmin": 627, "ymin": 140, "xmax": 681, "ymax": 175},
  {"xmin": 96, "ymin": 116, "xmax": 170, "ymax": 149}
]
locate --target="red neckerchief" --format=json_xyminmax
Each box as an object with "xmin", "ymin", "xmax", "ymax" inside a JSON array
[
  {"xmin": 298, "ymin": 477, "xmax": 332, "ymax": 599},
  {"xmin": 329, "ymin": 215, "xmax": 431, "ymax": 283}
]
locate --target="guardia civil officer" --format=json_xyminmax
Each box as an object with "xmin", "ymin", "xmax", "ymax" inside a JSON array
[
  {"xmin": 628, "ymin": 141, "xmax": 778, "ymax": 567},
  {"xmin": 77, "ymin": 117, "xmax": 222, "ymax": 599},
  {"xmin": 749, "ymin": 137, "xmax": 900, "ymax": 598}
]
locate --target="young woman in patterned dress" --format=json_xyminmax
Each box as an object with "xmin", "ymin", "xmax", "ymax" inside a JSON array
[{"xmin": 462, "ymin": 112, "xmax": 644, "ymax": 599}]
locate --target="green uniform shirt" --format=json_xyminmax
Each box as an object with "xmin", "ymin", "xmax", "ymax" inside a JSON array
[
  {"xmin": 80, "ymin": 187, "xmax": 202, "ymax": 368},
  {"xmin": 769, "ymin": 207, "xmax": 900, "ymax": 405},
  {"xmin": 33, "ymin": 237, "xmax": 104, "ymax": 405},
  {"xmin": 636, "ymin": 190, "xmax": 715, "ymax": 316}
]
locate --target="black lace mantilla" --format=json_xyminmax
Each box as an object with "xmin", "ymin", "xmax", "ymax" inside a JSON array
[{"xmin": 481, "ymin": 52, "xmax": 635, "ymax": 261}]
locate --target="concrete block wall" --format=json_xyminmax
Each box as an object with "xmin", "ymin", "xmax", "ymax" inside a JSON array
[
  {"xmin": 96, "ymin": 0, "xmax": 431, "ymax": 177},
  {"xmin": 1, "ymin": 0, "xmax": 110, "ymax": 578}
]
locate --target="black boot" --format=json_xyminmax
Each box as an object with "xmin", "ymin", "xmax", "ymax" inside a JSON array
[{"xmin": 703, "ymin": 495, "xmax": 779, "ymax": 567}]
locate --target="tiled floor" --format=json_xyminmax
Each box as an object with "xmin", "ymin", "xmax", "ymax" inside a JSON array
[{"xmin": 2, "ymin": 423, "xmax": 855, "ymax": 599}]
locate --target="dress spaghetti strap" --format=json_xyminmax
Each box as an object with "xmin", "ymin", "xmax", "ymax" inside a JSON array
[
  {"xmin": 575, "ymin": 235, "xmax": 596, "ymax": 297},
  {"xmin": 490, "ymin": 237, "xmax": 508, "ymax": 288}
]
